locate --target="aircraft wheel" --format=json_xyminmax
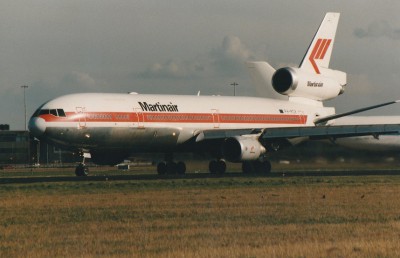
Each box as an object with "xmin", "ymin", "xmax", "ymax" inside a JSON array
[
  {"xmin": 75, "ymin": 163, "xmax": 89, "ymax": 176},
  {"xmin": 209, "ymin": 160, "xmax": 227, "ymax": 174},
  {"xmin": 242, "ymin": 161, "xmax": 254, "ymax": 174},
  {"xmin": 255, "ymin": 160, "xmax": 272, "ymax": 174},
  {"xmin": 217, "ymin": 160, "xmax": 226, "ymax": 174},
  {"xmin": 209, "ymin": 160, "xmax": 218, "ymax": 174},
  {"xmin": 157, "ymin": 162, "xmax": 167, "ymax": 175},
  {"xmin": 177, "ymin": 161, "xmax": 186, "ymax": 175},
  {"xmin": 262, "ymin": 160, "xmax": 272, "ymax": 174},
  {"xmin": 166, "ymin": 162, "xmax": 177, "ymax": 175}
]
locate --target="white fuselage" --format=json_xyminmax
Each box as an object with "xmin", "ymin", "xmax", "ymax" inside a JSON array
[{"xmin": 29, "ymin": 93, "xmax": 334, "ymax": 152}]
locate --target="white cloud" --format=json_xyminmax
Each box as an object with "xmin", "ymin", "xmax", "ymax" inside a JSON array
[
  {"xmin": 138, "ymin": 59, "xmax": 205, "ymax": 80},
  {"xmin": 61, "ymin": 71, "xmax": 98, "ymax": 90},
  {"xmin": 210, "ymin": 36, "xmax": 255, "ymax": 76},
  {"xmin": 354, "ymin": 20, "xmax": 400, "ymax": 40},
  {"xmin": 138, "ymin": 35, "xmax": 254, "ymax": 81}
]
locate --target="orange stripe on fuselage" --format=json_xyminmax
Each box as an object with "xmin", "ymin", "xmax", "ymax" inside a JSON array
[{"xmin": 40, "ymin": 112, "xmax": 308, "ymax": 125}]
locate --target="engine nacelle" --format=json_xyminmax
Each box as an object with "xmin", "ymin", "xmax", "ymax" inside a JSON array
[
  {"xmin": 271, "ymin": 67, "xmax": 346, "ymax": 101},
  {"xmin": 222, "ymin": 136, "xmax": 266, "ymax": 162}
]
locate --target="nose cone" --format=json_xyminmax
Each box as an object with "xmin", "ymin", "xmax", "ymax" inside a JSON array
[{"xmin": 28, "ymin": 117, "xmax": 46, "ymax": 137}]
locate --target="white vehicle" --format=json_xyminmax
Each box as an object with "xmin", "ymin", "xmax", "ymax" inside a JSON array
[{"xmin": 28, "ymin": 13, "xmax": 400, "ymax": 176}]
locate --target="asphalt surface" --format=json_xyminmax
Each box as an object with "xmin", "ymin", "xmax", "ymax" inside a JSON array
[{"xmin": 1, "ymin": 169, "xmax": 400, "ymax": 184}]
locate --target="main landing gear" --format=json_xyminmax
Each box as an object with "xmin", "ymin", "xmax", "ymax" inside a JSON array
[
  {"xmin": 155, "ymin": 153, "xmax": 271, "ymax": 175},
  {"xmin": 208, "ymin": 159, "xmax": 226, "ymax": 174},
  {"xmin": 157, "ymin": 161, "xmax": 186, "ymax": 175},
  {"xmin": 157, "ymin": 153, "xmax": 186, "ymax": 175}
]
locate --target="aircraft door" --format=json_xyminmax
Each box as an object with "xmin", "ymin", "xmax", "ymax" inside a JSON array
[
  {"xmin": 211, "ymin": 109, "xmax": 220, "ymax": 128},
  {"xmin": 134, "ymin": 108, "xmax": 145, "ymax": 128},
  {"xmin": 299, "ymin": 111, "xmax": 307, "ymax": 124},
  {"xmin": 76, "ymin": 107, "xmax": 86, "ymax": 128}
]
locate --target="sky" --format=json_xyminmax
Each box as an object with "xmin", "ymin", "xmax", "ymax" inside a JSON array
[{"xmin": 1, "ymin": 0, "xmax": 400, "ymax": 130}]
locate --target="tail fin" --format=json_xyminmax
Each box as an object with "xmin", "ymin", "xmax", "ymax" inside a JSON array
[{"xmin": 299, "ymin": 12, "xmax": 340, "ymax": 74}]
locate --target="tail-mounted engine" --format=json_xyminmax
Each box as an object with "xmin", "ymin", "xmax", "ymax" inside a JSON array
[
  {"xmin": 222, "ymin": 135, "xmax": 266, "ymax": 162},
  {"xmin": 271, "ymin": 67, "xmax": 346, "ymax": 101}
]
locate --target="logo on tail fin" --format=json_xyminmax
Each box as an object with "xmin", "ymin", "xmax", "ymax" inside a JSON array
[{"xmin": 309, "ymin": 38, "xmax": 332, "ymax": 74}]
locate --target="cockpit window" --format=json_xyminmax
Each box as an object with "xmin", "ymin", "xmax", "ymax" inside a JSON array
[
  {"xmin": 33, "ymin": 108, "xmax": 67, "ymax": 117},
  {"xmin": 39, "ymin": 109, "xmax": 50, "ymax": 115},
  {"xmin": 57, "ymin": 109, "xmax": 66, "ymax": 117},
  {"xmin": 50, "ymin": 109, "xmax": 58, "ymax": 116}
]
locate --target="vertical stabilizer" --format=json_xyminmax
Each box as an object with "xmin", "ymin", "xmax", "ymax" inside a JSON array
[{"xmin": 299, "ymin": 12, "xmax": 340, "ymax": 74}]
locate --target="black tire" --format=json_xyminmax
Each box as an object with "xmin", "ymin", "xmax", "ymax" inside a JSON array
[
  {"xmin": 75, "ymin": 164, "xmax": 89, "ymax": 177},
  {"xmin": 176, "ymin": 161, "xmax": 186, "ymax": 175},
  {"xmin": 242, "ymin": 161, "xmax": 254, "ymax": 174},
  {"xmin": 217, "ymin": 160, "xmax": 226, "ymax": 174},
  {"xmin": 166, "ymin": 162, "xmax": 177, "ymax": 175},
  {"xmin": 157, "ymin": 162, "xmax": 167, "ymax": 175},
  {"xmin": 209, "ymin": 160, "xmax": 218, "ymax": 174},
  {"xmin": 262, "ymin": 160, "xmax": 272, "ymax": 174}
]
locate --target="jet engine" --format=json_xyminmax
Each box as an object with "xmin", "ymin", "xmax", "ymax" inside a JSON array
[
  {"xmin": 222, "ymin": 136, "xmax": 266, "ymax": 162},
  {"xmin": 271, "ymin": 67, "xmax": 346, "ymax": 101}
]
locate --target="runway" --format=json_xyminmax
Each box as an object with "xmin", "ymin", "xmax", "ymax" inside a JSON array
[{"xmin": 1, "ymin": 169, "xmax": 400, "ymax": 185}]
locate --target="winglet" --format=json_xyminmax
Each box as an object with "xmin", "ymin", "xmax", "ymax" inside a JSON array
[{"xmin": 300, "ymin": 12, "xmax": 340, "ymax": 74}]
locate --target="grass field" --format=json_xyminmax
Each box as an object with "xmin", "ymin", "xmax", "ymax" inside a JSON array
[{"xmin": 1, "ymin": 164, "xmax": 400, "ymax": 257}]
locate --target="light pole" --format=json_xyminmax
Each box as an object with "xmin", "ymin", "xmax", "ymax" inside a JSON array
[
  {"xmin": 230, "ymin": 82, "xmax": 238, "ymax": 96},
  {"xmin": 21, "ymin": 85, "xmax": 28, "ymax": 131}
]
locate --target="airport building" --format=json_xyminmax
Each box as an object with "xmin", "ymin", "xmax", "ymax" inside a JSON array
[
  {"xmin": 0, "ymin": 126, "xmax": 75, "ymax": 166},
  {"xmin": 0, "ymin": 126, "xmax": 395, "ymax": 167},
  {"xmin": 0, "ymin": 127, "xmax": 32, "ymax": 165}
]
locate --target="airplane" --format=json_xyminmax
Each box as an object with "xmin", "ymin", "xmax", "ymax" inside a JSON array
[
  {"xmin": 28, "ymin": 12, "xmax": 400, "ymax": 176},
  {"xmin": 328, "ymin": 116, "xmax": 400, "ymax": 152}
]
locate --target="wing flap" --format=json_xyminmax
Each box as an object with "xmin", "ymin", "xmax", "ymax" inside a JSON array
[{"xmin": 196, "ymin": 129, "xmax": 261, "ymax": 142}]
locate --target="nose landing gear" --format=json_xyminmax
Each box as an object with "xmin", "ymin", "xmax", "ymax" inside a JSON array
[
  {"xmin": 75, "ymin": 152, "xmax": 90, "ymax": 176},
  {"xmin": 75, "ymin": 163, "xmax": 89, "ymax": 176}
]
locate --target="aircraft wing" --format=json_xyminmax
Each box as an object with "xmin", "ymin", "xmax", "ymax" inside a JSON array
[{"xmin": 196, "ymin": 124, "xmax": 400, "ymax": 142}]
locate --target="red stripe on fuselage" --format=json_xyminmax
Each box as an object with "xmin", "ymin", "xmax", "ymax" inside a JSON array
[{"xmin": 39, "ymin": 112, "xmax": 308, "ymax": 125}]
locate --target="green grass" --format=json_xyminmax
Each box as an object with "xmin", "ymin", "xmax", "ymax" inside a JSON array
[{"xmin": 1, "ymin": 165, "xmax": 400, "ymax": 257}]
